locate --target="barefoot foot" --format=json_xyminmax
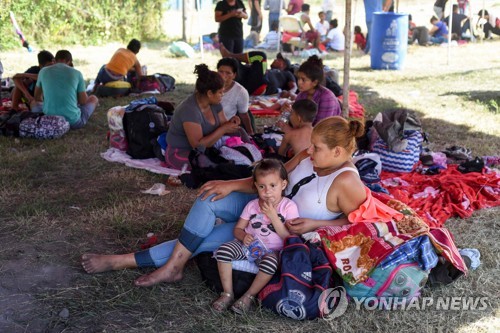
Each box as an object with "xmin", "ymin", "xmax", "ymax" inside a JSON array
[
  {"xmin": 81, "ymin": 254, "xmax": 116, "ymax": 274},
  {"xmin": 134, "ymin": 266, "xmax": 183, "ymax": 287}
]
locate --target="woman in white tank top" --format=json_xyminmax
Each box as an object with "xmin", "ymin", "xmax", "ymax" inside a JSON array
[{"xmin": 82, "ymin": 116, "xmax": 368, "ymax": 287}]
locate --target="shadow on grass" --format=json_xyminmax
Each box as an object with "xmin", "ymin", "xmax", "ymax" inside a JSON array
[
  {"xmin": 442, "ymin": 90, "xmax": 500, "ymax": 114},
  {"xmin": 0, "ymin": 81, "xmax": 499, "ymax": 333}
]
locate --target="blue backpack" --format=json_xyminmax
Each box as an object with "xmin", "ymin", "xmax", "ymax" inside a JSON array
[
  {"xmin": 258, "ymin": 236, "xmax": 334, "ymax": 320},
  {"xmin": 344, "ymin": 261, "xmax": 429, "ymax": 308}
]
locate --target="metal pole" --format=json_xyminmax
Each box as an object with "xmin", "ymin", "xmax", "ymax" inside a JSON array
[
  {"xmin": 342, "ymin": 0, "xmax": 352, "ymax": 118},
  {"xmin": 182, "ymin": 0, "xmax": 187, "ymax": 41},
  {"xmin": 197, "ymin": 0, "xmax": 204, "ymax": 60},
  {"xmin": 446, "ymin": 0, "xmax": 453, "ymax": 65},
  {"xmin": 277, "ymin": 0, "xmax": 284, "ymax": 52}
]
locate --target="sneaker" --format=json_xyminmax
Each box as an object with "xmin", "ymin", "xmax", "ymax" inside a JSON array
[
  {"xmin": 459, "ymin": 248, "xmax": 481, "ymax": 270},
  {"xmin": 457, "ymin": 157, "xmax": 484, "ymax": 173}
]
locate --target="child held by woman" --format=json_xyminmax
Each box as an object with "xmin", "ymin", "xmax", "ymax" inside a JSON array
[{"xmin": 211, "ymin": 159, "xmax": 299, "ymax": 314}]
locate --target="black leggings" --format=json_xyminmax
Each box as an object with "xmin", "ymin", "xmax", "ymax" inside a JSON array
[
  {"xmin": 237, "ymin": 51, "xmax": 268, "ymax": 96},
  {"xmin": 215, "ymin": 239, "xmax": 279, "ymax": 275}
]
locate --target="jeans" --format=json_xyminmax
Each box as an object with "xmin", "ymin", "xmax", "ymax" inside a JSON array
[
  {"xmin": 365, "ymin": 21, "xmax": 373, "ymax": 54},
  {"xmin": 268, "ymin": 12, "xmax": 280, "ymax": 32},
  {"xmin": 31, "ymin": 102, "xmax": 95, "ymax": 129},
  {"xmin": 70, "ymin": 103, "xmax": 96, "ymax": 129},
  {"xmin": 134, "ymin": 192, "xmax": 257, "ymax": 268},
  {"xmin": 430, "ymin": 35, "xmax": 447, "ymax": 44}
]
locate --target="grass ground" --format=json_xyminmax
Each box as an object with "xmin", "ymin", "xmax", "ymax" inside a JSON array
[{"xmin": 1, "ymin": 21, "xmax": 499, "ymax": 333}]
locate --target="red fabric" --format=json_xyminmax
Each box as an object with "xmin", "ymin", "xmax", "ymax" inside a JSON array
[
  {"xmin": 375, "ymin": 165, "xmax": 500, "ymax": 227},
  {"xmin": 249, "ymin": 109, "xmax": 281, "ymax": 116},
  {"xmin": 338, "ymin": 91, "xmax": 365, "ymax": 119}
]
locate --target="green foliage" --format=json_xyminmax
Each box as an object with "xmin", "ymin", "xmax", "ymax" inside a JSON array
[{"xmin": 0, "ymin": 0, "xmax": 164, "ymax": 50}]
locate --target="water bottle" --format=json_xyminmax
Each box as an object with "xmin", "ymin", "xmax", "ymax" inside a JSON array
[{"xmin": 272, "ymin": 110, "xmax": 291, "ymax": 132}]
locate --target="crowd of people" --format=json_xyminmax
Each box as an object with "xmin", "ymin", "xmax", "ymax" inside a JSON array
[
  {"xmin": 1, "ymin": 3, "xmax": 488, "ymax": 319},
  {"xmin": 212, "ymin": 0, "xmax": 498, "ymax": 54}
]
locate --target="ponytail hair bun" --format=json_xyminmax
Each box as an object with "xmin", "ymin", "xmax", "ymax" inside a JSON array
[{"xmin": 193, "ymin": 63, "xmax": 224, "ymax": 95}]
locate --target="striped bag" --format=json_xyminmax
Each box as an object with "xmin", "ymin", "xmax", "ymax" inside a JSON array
[{"xmin": 372, "ymin": 130, "xmax": 423, "ymax": 173}]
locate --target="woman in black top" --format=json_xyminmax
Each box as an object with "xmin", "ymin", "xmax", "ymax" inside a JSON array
[{"xmin": 215, "ymin": 0, "xmax": 248, "ymax": 53}]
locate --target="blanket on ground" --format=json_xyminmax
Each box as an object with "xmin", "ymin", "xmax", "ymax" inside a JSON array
[
  {"xmin": 376, "ymin": 165, "xmax": 500, "ymax": 228},
  {"xmin": 315, "ymin": 193, "xmax": 467, "ymax": 285},
  {"xmin": 101, "ymin": 148, "xmax": 184, "ymax": 176}
]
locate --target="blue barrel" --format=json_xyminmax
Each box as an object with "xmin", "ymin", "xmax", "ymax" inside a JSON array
[{"xmin": 370, "ymin": 12, "xmax": 408, "ymax": 70}]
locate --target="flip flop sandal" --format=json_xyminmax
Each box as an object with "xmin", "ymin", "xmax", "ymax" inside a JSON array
[
  {"xmin": 444, "ymin": 146, "xmax": 472, "ymax": 160},
  {"xmin": 211, "ymin": 292, "xmax": 234, "ymax": 313},
  {"xmin": 459, "ymin": 248, "xmax": 481, "ymax": 270},
  {"xmin": 231, "ymin": 294, "xmax": 256, "ymax": 315}
]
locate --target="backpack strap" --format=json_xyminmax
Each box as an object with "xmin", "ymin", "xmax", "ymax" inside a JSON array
[{"xmin": 286, "ymin": 173, "xmax": 316, "ymax": 200}]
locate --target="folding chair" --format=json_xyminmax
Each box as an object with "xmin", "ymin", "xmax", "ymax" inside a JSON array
[{"xmin": 279, "ymin": 15, "xmax": 308, "ymax": 52}]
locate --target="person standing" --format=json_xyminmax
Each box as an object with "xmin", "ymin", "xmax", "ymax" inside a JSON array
[
  {"xmin": 32, "ymin": 50, "xmax": 98, "ymax": 129},
  {"xmin": 215, "ymin": 0, "xmax": 248, "ymax": 53},
  {"xmin": 264, "ymin": 0, "xmax": 285, "ymax": 33},
  {"xmin": 363, "ymin": 0, "xmax": 392, "ymax": 54},
  {"xmin": 248, "ymin": 0, "xmax": 263, "ymax": 34},
  {"xmin": 322, "ymin": 0, "xmax": 335, "ymax": 22},
  {"xmin": 433, "ymin": 0, "xmax": 448, "ymax": 20},
  {"xmin": 286, "ymin": 0, "xmax": 303, "ymax": 15}
]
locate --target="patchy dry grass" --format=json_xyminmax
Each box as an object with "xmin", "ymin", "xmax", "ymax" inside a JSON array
[{"xmin": 0, "ymin": 35, "xmax": 499, "ymax": 333}]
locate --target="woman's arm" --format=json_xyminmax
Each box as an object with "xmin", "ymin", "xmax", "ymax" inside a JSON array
[
  {"xmin": 197, "ymin": 148, "xmax": 309, "ymax": 201},
  {"xmin": 287, "ymin": 216, "xmax": 349, "ymax": 234},
  {"xmin": 183, "ymin": 119, "xmax": 239, "ymax": 149},
  {"xmin": 215, "ymin": 10, "xmax": 237, "ymax": 23}
]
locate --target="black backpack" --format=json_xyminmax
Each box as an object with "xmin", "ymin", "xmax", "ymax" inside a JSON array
[{"xmin": 123, "ymin": 105, "xmax": 170, "ymax": 159}]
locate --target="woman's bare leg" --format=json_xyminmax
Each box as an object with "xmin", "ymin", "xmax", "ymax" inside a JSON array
[
  {"xmin": 134, "ymin": 241, "xmax": 191, "ymax": 287},
  {"xmin": 220, "ymin": 44, "xmax": 249, "ymax": 63},
  {"xmin": 81, "ymin": 253, "xmax": 137, "ymax": 274}
]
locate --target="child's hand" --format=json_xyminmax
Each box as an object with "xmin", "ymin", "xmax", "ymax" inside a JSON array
[
  {"xmin": 261, "ymin": 200, "xmax": 278, "ymax": 219},
  {"xmin": 243, "ymin": 233, "xmax": 254, "ymax": 246}
]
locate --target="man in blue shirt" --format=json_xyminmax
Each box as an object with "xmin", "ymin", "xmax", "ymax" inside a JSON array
[{"xmin": 429, "ymin": 16, "xmax": 449, "ymax": 44}]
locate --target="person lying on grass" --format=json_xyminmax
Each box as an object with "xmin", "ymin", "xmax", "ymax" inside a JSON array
[
  {"xmin": 82, "ymin": 116, "xmax": 368, "ymax": 287},
  {"xmin": 212, "ymin": 159, "xmax": 298, "ymax": 314}
]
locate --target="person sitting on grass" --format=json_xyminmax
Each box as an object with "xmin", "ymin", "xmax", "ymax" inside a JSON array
[
  {"xmin": 93, "ymin": 39, "xmax": 143, "ymax": 91},
  {"xmin": 354, "ymin": 25, "xmax": 366, "ymax": 50},
  {"xmin": 277, "ymin": 99, "xmax": 317, "ymax": 159},
  {"xmin": 80, "ymin": 116, "xmax": 368, "ymax": 288},
  {"xmin": 11, "ymin": 50, "xmax": 54, "ymax": 111},
  {"xmin": 429, "ymin": 15, "xmax": 449, "ymax": 44},
  {"xmin": 32, "ymin": 50, "xmax": 98, "ymax": 129},
  {"xmin": 323, "ymin": 19, "xmax": 345, "ymax": 52},
  {"xmin": 212, "ymin": 159, "xmax": 298, "ymax": 314},
  {"xmin": 282, "ymin": 55, "xmax": 341, "ymax": 131},
  {"xmin": 217, "ymin": 57, "xmax": 254, "ymax": 135},
  {"xmin": 164, "ymin": 63, "xmax": 241, "ymax": 170}
]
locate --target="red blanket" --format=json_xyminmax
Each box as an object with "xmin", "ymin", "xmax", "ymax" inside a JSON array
[{"xmin": 376, "ymin": 165, "xmax": 500, "ymax": 227}]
